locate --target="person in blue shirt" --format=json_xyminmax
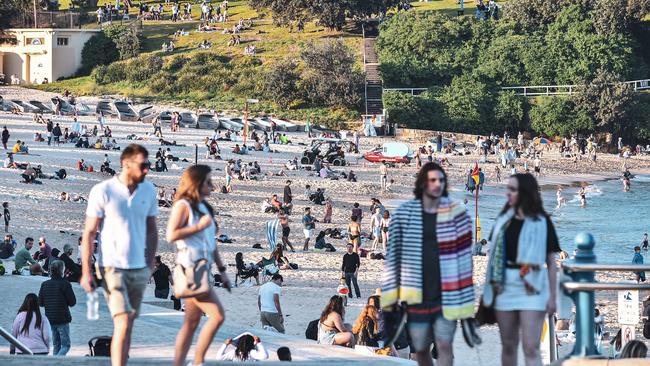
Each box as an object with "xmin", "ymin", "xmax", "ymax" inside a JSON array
[{"xmin": 633, "ymin": 246, "xmax": 646, "ymax": 283}]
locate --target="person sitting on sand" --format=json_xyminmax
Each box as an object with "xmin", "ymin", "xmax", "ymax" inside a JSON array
[
  {"xmin": 232, "ymin": 144, "xmax": 242, "ymax": 154},
  {"xmin": 4, "ymin": 153, "xmax": 17, "ymax": 169},
  {"xmin": 76, "ymin": 159, "xmax": 88, "ymax": 172},
  {"xmin": 353, "ymin": 304, "xmax": 380, "ymax": 350},
  {"xmin": 235, "ymin": 252, "xmax": 260, "ymax": 285},
  {"xmin": 12, "ymin": 140, "xmax": 22, "ymax": 154},
  {"xmin": 59, "ymin": 192, "xmax": 85, "ymax": 202},
  {"xmin": 317, "ymin": 296, "xmax": 353, "ymax": 347},
  {"xmin": 314, "ymin": 229, "xmax": 336, "ymax": 252},
  {"xmin": 270, "ymin": 194, "xmax": 283, "ymax": 213},
  {"xmin": 216, "ymin": 333, "xmax": 269, "ymax": 361},
  {"xmin": 271, "ymin": 244, "xmax": 291, "ymax": 270},
  {"xmin": 21, "ymin": 164, "xmax": 37, "ymax": 184},
  {"xmin": 347, "ymin": 170, "xmax": 357, "ymax": 182}
]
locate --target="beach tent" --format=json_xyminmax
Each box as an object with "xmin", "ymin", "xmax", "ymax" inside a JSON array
[{"xmin": 265, "ymin": 219, "xmax": 280, "ymax": 252}]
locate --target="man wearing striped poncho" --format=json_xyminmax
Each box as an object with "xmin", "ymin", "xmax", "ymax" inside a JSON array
[{"xmin": 382, "ymin": 162, "xmax": 474, "ymax": 366}]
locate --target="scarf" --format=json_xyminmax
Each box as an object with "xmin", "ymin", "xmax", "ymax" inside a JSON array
[{"xmin": 483, "ymin": 208, "xmax": 548, "ymax": 306}]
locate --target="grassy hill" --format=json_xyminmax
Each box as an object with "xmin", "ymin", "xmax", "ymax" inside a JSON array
[{"xmin": 35, "ymin": 0, "xmax": 489, "ymax": 124}]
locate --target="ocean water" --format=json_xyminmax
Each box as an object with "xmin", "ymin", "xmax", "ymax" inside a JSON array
[{"xmin": 453, "ymin": 175, "xmax": 650, "ymax": 263}]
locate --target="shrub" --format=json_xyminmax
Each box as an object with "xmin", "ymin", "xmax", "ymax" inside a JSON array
[
  {"xmin": 91, "ymin": 65, "xmax": 109, "ymax": 85},
  {"xmin": 80, "ymin": 33, "xmax": 119, "ymax": 75},
  {"xmin": 125, "ymin": 55, "xmax": 163, "ymax": 83},
  {"xmin": 264, "ymin": 59, "xmax": 301, "ymax": 109}
]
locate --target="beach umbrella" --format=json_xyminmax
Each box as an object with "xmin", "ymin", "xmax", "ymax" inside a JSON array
[
  {"xmin": 265, "ymin": 219, "xmax": 280, "ymax": 252},
  {"xmin": 533, "ymin": 137, "xmax": 551, "ymax": 145}
]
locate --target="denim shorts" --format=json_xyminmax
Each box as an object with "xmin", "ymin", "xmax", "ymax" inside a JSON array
[{"xmin": 406, "ymin": 307, "xmax": 457, "ymax": 353}]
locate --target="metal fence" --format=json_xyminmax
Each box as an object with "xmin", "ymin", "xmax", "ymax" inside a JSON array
[{"xmin": 13, "ymin": 11, "xmax": 82, "ymax": 29}]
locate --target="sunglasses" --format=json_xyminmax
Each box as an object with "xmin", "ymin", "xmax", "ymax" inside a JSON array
[
  {"xmin": 428, "ymin": 178, "xmax": 445, "ymax": 183},
  {"xmin": 131, "ymin": 160, "xmax": 151, "ymax": 171}
]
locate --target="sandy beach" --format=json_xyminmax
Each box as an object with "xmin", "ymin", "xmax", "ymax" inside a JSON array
[{"xmin": 2, "ymin": 85, "xmax": 650, "ymax": 362}]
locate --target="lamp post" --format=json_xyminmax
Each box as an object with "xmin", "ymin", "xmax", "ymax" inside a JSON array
[{"xmin": 243, "ymin": 98, "xmax": 258, "ymax": 146}]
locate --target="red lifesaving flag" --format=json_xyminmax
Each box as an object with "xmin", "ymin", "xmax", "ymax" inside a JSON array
[{"xmin": 471, "ymin": 162, "xmax": 480, "ymax": 185}]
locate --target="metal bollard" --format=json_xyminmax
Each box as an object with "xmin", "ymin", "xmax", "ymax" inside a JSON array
[{"xmin": 567, "ymin": 232, "xmax": 597, "ymax": 357}]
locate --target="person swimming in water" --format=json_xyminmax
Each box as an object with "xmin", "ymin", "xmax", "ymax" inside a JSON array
[
  {"xmin": 579, "ymin": 187, "xmax": 587, "ymax": 207},
  {"xmin": 556, "ymin": 187, "xmax": 566, "ymax": 208},
  {"xmin": 623, "ymin": 176, "xmax": 631, "ymax": 192},
  {"xmin": 642, "ymin": 233, "xmax": 648, "ymax": 251}
]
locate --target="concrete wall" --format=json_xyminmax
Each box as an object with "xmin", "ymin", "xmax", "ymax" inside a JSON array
[{"xmin": 0, "ymin": 28, "xmax": 100, "ymax": 84}]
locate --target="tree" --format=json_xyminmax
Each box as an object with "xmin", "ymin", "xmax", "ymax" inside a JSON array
[
  {"xmin": 383, "ymin": 90, "xmax": 448, "ymax": 130},
  {"xmin": 438, "ymin": 75, "xmax": 497, "ymax": 134},
  {"xmin": 264, "ymin": 60, "xmax": 301, "ymax": 109},
  {"xmin": 573, "ymin": 69, "xmax": 636, "ymax": 136},
  {"xmin": 494, "ymin": 91, "xmax": 527, "ymax": 133},
  {"xmin": 300, "ymin": 40, "xmax": 364, "ymax": 109},
  {"xmin": 376, "ymin": 11, "xmax": 474, "ymax": 87},
  {"xmin": 252, "ymin": 0, "xmax": 400, "ymax": 30},
  {"xmin": 103, "ymin": 24, "xmax": 142, "ymax": 60},
  {"xmin": 529, "ymin": 97, "xmax": 593, "ymax": 137},
  {"xmin": 80, "ymin": 33, "xmax": 120, "ymax": 75}
]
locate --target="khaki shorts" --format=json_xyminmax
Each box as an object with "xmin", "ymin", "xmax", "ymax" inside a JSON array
[{"xmin": 99, "ymin": 267, "xmax": 150, "ymax": 318}]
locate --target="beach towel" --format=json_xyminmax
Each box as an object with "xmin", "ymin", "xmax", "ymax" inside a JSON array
[{"xmin": 266, "ymin": 219, "xmax": 280, "ymax": 252}]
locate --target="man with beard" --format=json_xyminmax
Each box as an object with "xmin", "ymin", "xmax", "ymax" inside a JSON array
[
  {"xmin": 80, "ymin": 144, "xmax": 158, "ymax": 366},
  {"xmin": 381, "ymin": 162, "xmax": 475, "ymax": 366}
]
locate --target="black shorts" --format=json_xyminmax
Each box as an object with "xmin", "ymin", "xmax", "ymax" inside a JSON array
[
  {"xmin": 282, "ymin": 226, "xmax": 290, "ymax": 237},
  {"xmin": 534, "ymin": 167, "xmax": 540, "ymax": 173}
]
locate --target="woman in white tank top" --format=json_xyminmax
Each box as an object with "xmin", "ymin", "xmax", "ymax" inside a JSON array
[{"xmin": 166, "ymin": 165, "xmax": 231, "ymax": 366}]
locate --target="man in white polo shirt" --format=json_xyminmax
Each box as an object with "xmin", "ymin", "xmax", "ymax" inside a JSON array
[{"xmin": 80, "ymin": 144, "xmax": 158, "ymax": 366}]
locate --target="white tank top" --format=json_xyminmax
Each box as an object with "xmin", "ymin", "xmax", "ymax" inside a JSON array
[{"xmin": 175, "ymin": 199, "xmax": 217, "ymax": 268}]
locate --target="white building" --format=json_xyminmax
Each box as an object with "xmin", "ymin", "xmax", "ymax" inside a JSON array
[{"xmin": 0, "ymin": 28, "xmax": 101, "ymax": 85}]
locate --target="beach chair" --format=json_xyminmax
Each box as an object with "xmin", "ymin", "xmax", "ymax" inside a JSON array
[{"xmin": 259, "ymin": 257, "xmax": 278, "ymax": 283}]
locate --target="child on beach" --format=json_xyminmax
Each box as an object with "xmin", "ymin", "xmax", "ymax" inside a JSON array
[
  {"xmin": 633, "ymin": 246, "xmax": 646, "ymax": 283},
  {"xmin": 337, "ymin": 277, "xmax": 349, "ymax": 306}
]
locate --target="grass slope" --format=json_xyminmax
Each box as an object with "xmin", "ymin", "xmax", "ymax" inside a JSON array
[{"xmin": 37, "ymin": 0, "xmax": 494, "ymax": 120}]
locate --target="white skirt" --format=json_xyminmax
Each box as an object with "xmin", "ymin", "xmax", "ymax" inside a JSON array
[{"xmin": 495, "ymin": 268, "xmax": 549, "ymax": 312}]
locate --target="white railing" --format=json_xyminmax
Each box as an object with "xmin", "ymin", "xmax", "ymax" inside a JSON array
[{"xmin": 384, "ymin": 79, "xmax": 650, "ymax": 97}]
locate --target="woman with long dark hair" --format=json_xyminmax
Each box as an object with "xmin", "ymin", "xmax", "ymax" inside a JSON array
[
  {"xmin": 483, "ymin": 173, "xmax": 561, "ymax": 366},
  {"xmin": 11, "ymin": 293, "xmax": 50, "ymax": 355},
  {"xmin": 216, "ymin": 333, "xmax": 269, "ymax": 361},
  {"xmin": 235, "ymin": 252, "xmax": 260, "ymax": 286},
  {"xmin": 317, "ymin": 295, "xmax": 353, "ymax": 347},
  {"xmin": 167, "ymin": 164, "xmax": 231, "ymax": 366}
]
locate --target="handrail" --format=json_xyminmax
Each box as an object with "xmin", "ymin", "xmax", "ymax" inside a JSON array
[
  {"xmin": 562, "ymin": 262, "xmax": 650, "ymax": 273},
  {"xmin": 562, "ymin": 282, "xmax": 650, "ymax": 292},
  {"xmin": 0, "ymin": 326, "xmax": 33, "ymax": 355}
]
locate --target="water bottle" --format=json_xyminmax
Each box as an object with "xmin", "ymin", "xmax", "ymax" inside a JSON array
[{"xmin": 87, "ymin": 291, "xmax": 99, "ymax": 321}]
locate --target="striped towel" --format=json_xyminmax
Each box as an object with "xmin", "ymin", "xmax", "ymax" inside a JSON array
[{"xmin": 266, "ymin": 219, "xmax": 280, "ymax": 252}]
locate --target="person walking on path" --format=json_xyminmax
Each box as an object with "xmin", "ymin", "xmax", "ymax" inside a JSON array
[
  {"xmin": 342, "ymin": 243, "xmax": 361, "ymax": 299},
  {"xmin": 80, "ymin": 144, "xmax": 159, "ymax": 366},
  {"xmin": 258, "ymin": 273, "xmax": 285, "ymax": 333},
  {"xmin": 380, "ymin": 164, "xmax": 388, "ymax": 192},
  {"xmin": 151, "ymin": 255, "xmax": 173, "ymax": 299},
  {"xmin": 482, "ymin": 173, "xmax": 561, "ymax": 366},
  {"xmin": 38, "ymin": 260, "xmax": 76, "ymax": 356},
  {"xmin": 166, "ymin": 164, "xmax": 231, "ymax": 366},
  {"xmin": 11, "ymin": 293, "xmax": 51, "ymax": 355},
  {"xmin": 634, "ymin": 246, "xmax": 646, "ymax": 283},
  {"xmin": 302, "ymin": 207, "xmax": 317, "ymax": 251},
  {"xmin": 382, "ymin": 162, "xmax": 475, "ymax": 366},
  {"xmin": 2, "ymin": 126, "xmax": 10, "ymax": 150}
]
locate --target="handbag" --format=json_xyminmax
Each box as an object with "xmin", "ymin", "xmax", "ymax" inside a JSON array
[
  {"xmin": 475, "ymin": 297, "xmax": 496, "ymax": 326},
  {"xmin": 173, "ymin": 202, "xmax": 213, "ymax": 298},
  {"xmin": 173, "ymin": 258, "xmax": 210, "ymax": 299}
]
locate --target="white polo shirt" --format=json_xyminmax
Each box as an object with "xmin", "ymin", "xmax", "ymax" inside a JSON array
[{"xmin": 86, "ymin": 177, "xmax": 158, "ymax": 269}]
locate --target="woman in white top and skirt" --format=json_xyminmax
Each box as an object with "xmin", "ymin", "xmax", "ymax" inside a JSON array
[
  {"xmin": 483, "ymin": 173, "xmax": 561, "ymax": 366},
  {"xmin": 167, "ymin": 165, "xmax": 232, "ymax": 366}
]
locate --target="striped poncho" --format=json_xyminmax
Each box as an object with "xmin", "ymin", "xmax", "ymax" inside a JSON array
[{"xmin": 381, "ymin": 197, "xmax": 475, "ymax": 320}]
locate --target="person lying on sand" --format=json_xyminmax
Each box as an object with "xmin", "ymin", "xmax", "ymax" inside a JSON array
[
  {"xmin": 159, "ymin": 138, "xmax": 184, "ymax": 146},
  {"xmin": 59, "ymin": 192, "xmax": 86, "ymax": 202}
]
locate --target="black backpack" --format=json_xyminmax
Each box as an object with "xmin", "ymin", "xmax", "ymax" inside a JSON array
[
  {"xmin": 88, "ymin": 336, "xmax": 112, "ymax": 357},
  {"xmin": 305, "ymin": 319, "xmax": 319, "ymax": 340}
]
